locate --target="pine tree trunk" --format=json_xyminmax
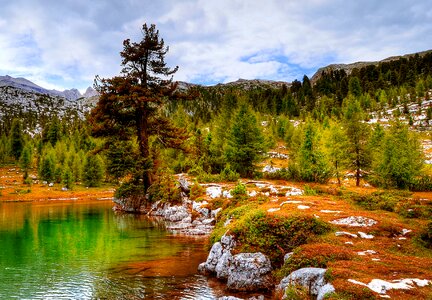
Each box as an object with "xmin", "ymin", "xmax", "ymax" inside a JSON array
[{"xmin": 136, "ymin": 106, "xmax": 152, "ymax": 191}]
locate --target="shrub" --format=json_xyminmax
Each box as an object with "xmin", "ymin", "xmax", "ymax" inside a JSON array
[
  {"xmin": 304, "ymin": 185, "xmax": 318, "ymax": 196},
  {"xmin": 229, "ymin": 209, "xmax": 332, "ymax": 265},
  {"xmin": 147, "ymin": 172, "xmax": 182, "ymax": 204},
  {"xmin": 230, "ymin": 181, "xmax": 247, "ymax": 197},
  {"xmin": 190, "ymin": 180, "xmax": 205, "ymax": 201},
  {"xmin": 418, "ymin": 221, "xmax": 432, "ymax": 249},
  {"xmin": 220, "ymin": 165, "xmax": 240, "ymax": 182}
]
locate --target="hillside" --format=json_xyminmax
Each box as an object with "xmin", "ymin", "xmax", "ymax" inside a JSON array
[{"xmin": 311, "ymin": 49, "xmax": 432, "ymax": 84}]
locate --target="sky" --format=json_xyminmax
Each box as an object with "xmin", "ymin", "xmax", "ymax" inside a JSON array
[{"xmin": 0, "ymin": 0, "xmax": 431, "ymax": 93}]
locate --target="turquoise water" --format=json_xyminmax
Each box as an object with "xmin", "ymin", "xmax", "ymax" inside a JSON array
[{"xmin": 0, "ymin": 200, "xmax": 218, "ymax": 299}]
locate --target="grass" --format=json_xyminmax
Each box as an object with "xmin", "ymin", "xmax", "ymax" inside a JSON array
[{"xmin": 0, "ymin": 167, "xmax": 114, "ymax": 202}]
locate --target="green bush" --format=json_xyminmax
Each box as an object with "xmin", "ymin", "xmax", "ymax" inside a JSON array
[
  {"xmin": 228, "ymin": 208, "xmax": 332, "ymax": 266},
  {"xmin": 147, "ymin": 172, "xmax": 182, "ymax": 204},
  {"xmin": 350, "ymin": 191, "xmax": 431, "ymax": 219},
  {"xmin": 220, "ymin": 165, "xmax": 240, "ymax": 182},
  {"xmin": 190, "ymin": 180, "xmax": 205, "ymax": 200},
  {"xmin": 230, "ymin": 181, "xmax": 247, "ymax": 198}
]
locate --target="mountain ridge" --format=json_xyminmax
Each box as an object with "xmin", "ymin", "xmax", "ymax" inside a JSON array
[
  {"xmin": 0, "ymin": 75, "xmax": 97, "ymax": 101},
  {"xmin": 310, "ymin": 49, "xmax": 432, "ymax": 84}
]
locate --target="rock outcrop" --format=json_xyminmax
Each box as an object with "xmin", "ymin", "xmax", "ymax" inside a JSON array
[
  {"xmin": 199, "ymin": 235, "xmax": 273, "ymax": 292},
  {"xmin": 150, "ymin": 198, "xmax": 219, "ymax": 235},
  {"xmin": 277, "ymin": 267, "xmax": 335, "ymax": 300},
  {"xmin": 227, "ymin": 252, "xmax": 273, "ymax": 291}
]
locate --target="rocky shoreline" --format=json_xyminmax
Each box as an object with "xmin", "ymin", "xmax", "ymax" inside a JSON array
[{"xmin": 113, "ymin": 176, "xmax": 335, "ymax": 300}]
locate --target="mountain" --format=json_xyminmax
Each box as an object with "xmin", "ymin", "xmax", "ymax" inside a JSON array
[
  {"xmin": 310, "ymin": 49, "xmax": 432, "ymax": 84},
  {"xmin": 0, "ymin": 75, "xmax": 97, "ymax": 100}
]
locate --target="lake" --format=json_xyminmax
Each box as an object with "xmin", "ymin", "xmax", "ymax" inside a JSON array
[{"xmin": 0, "ymin": 200, "xmax": 227, "ymax": 299}]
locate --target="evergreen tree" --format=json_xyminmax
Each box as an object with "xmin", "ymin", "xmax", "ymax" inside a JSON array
[
  {"xmin": 90, "ymin": 23, "xmax": 186, "ymax": 201},
  {"xmin": 9, "ymin": 119, "xmax": 24, "ymax": 160},
  {"xmin": 348, "ymin": 76, "xmax": 362, "ymax": 98},
  {"xmin": 325, "ymin": 122, "xmax": 348, "ymax": 185},
  {"xmin": 344, "ymin": 96, "xmax": 371, "ymax": 186},
  {"xmin": 20, "ymin": 145, "xmax": 32, "ymax": 180},
  {"xmin": 374, "ymin": 121, "xmax": 423, "ymax": 188},
  {"xmin": 62, "ymin": 167, "xmax": 74, "ymax": 190},
  {"xmin": 39, "ymin": 153, "xmax": 56, "ymax": 182},
  {"xmin": 106, "ymin": 139, "xmax": 138, "ymax": 181},
  {"xmin": 225, "ymin": 104, "xmax": 265, "ymax": 177},
  {"xmin": 298, "ymin": 119, "xmax": 331, "ymax": 183},
  {"xmin": 84, "ymin": 154, "xmax": 105, "ymax": 187}
]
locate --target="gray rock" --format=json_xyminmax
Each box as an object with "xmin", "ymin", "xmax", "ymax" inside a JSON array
[
  {"xmin": 221, "ymin": 234, "xmax": 236, "ymax": 249},
  {"xmin": 284, "ymin": 252, "xmax": 294, "ymax": 262},
  {"xmin": 215, "ymin": 250, "xmax": 233, "ymax": 279},
  {"xmin": 278, "ymin": 267, "xmax": 335, "ymax": 300},
  {"xmin": 163, "ymin": 205, "xmax": 190, "ymax": 222},
  {"xmin": 199, "ymin": 242, "xmax": 223, "ymax": 274},
  {"xmin": 198, "ymin": 234, "xmax": 236, "ymax": 275},
  {"xmin": 227, "ymin": 252, "xmax": 273, "ymax": 291},
  {"xmin": 317, "ymin": 283, "xmax": 335, "ymax": 300},
  {"xmin": 178, "ymin": 176, "xmax": 190, "ymax": 193},
  {"xmin": 211, "ymin": 207, "xmax": 222, "ymax": 218}
]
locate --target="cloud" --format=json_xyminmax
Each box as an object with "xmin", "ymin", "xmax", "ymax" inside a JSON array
[{"xmin": 0, "ymin": 0, "xmax": 431, "ymax": 89}]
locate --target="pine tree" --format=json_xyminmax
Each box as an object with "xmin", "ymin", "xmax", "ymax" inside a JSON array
[
  {"xmin": 225, "ymin": 104, "xmax": 265, "ymax": 177},
  {"xmin": 62, "ymin": 167, "xmax": 74, "ymax": 190},
  {"xmin": 20, "ymin": 145, "xmax": 32, "ymax": 181},
  {"xmin": 9, "ymin": 119, "xmax": 24, "ymax": 160},
  {"xmin": 325, "ymin": 122, "xmax": 348, "ymax": 185},
  {"xmin": 39, "ymin": 153, "xmax": 56, "ymax": 183},
  {"xmin": 90, "ymin": 23, "xmax": 187, "ymax": 201},
  {"xmin": 344, "ymin": 96, "xmax": 371, "ymax": 186},
  {"xmin": 298, "ymin": 119, "xmax": 331, "ymax": 183},
  {"xmin": 84, "ymin": 154, "xmax": 105, "ymax": 187},
  {"xmin": 374, "ymin": 121, "xmax": 423, "ymax": 188}
]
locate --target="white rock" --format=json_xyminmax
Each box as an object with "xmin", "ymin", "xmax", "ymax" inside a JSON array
[
  {"xmin": 278, "ymin": 268, "xmax": 334, "ymax": 300},
  {"xmin": 348, "ymin": 278, "xmax": 431, "ymax": 295},
  {"xmin": 331, "ymin": 216, "xmax": 377, "ymax": 227},
  {"xmin": 358, "ymin": 231, "xmax": 374, "ymax": 239},
  {"xmin": 357, "ymin": 250, "xmax": 377, "ymax": 256},
  {"xmin": 297, "ymin": 205, "xmax": 310, "ymax": 210},
  {"xmin": 206, "ymin": 186, "xmax": 222, "ymax": 198},
  {"xmin": 248, "ymin": 190, "xmax": 257, "ymax": 197},
  {"xmin": 335, "ymin": 231, "xmax": 358, "ymax": 238},
  {"xmin": 280, "ymin": 200, "xmax": 302, "ymax": 206},
  {"xmin": 401, "ymin": 228, "xmax": 412, "ymax": 235},
  {"xmin": 267, "ymin": 208, "xmax": 280, "ymax": 213}
]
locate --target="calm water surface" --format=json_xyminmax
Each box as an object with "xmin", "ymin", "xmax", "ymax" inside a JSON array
[{"xmin": 0, "ymin": 200, "xmax": 224, "ymax": 299}]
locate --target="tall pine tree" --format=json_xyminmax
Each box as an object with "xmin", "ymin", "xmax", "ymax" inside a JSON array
[
  {"xmin": 90, "ymin": 23, "xmax": 187, "ymax": 208},
  {"xmin": 225, "ymin": 104, "xmax": 264, "ymax": 177}
]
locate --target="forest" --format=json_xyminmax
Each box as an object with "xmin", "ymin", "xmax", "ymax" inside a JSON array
[{"xmin": 1, "ymin": 43, "xmax": 432, "ymax": 197}]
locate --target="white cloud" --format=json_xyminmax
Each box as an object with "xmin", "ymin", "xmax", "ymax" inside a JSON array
[{"xmin": 0, "ymin": 0, "xmax": 431, "ymax": 89}]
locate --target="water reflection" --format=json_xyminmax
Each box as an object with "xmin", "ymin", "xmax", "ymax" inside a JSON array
[{"xmin": 0, "ymin": 201, "xmax": 217, "ymax": 299}]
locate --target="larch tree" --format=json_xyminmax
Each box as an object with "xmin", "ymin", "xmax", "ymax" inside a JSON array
[
  {"xmin": 90, "ymin": 24, "xmax": 187, "ymax": 203},
  {"xmin": 344, "ymin": 96, "xmax": 371, "ymax": 186}
]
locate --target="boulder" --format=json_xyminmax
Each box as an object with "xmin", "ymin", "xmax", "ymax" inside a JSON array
[
  {"xmin": 198, "ymin": 234, "xmax": 236, "ymax": 275},
  {"xmin": 227, "ymin": 252, "xmax": 273, "ymax": 291},
  {"xmin": 177, "ymin": 176, "xmax": 190, "ymax": 193},
  {"xmin": 277, "ymin": 267, "xmax": 335, "ymax": 300}
]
